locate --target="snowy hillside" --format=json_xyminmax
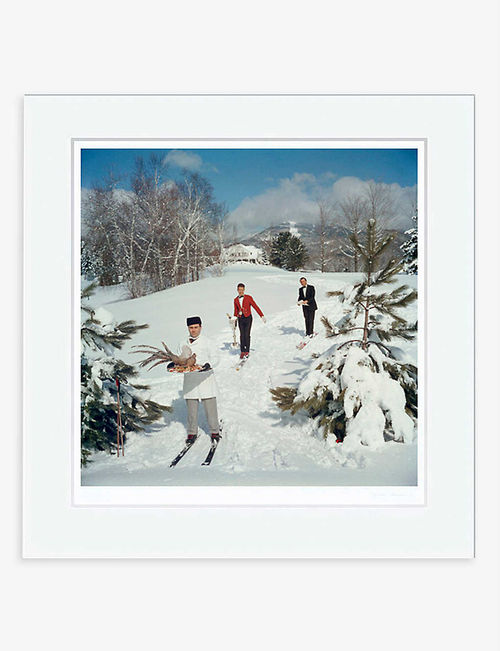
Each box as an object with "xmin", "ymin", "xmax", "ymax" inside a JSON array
[{"xmin": 81, "ymin": 263, "xmax": 418, "ymax": 486}]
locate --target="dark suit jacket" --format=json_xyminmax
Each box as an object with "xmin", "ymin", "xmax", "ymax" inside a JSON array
[{"xmin": 298, "ymin": 284, "xmax": 317, "ymax": 311}]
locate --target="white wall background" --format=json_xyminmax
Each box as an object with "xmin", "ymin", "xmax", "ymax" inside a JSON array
[{"xmin": 3, "ymin": 1, "xmax": 499, "ymax": 649}]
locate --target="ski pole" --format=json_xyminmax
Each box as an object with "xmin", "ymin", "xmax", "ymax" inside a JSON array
[{"xmin": 227, "ymin": 313, "xmax": 238, "ymax": 347}]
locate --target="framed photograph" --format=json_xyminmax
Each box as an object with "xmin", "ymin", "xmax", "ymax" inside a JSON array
[{"xmin": 24, "ymin": 94, "xmax": 474, "ymax": 557}]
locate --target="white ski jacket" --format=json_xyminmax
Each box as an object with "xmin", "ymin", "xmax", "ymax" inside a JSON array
[{"xmin": 179, "ymin": 334, "xmax": 219, "ymax": 400}]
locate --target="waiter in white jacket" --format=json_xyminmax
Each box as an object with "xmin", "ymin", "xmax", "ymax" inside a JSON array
[{"xmin": 178, "ymin": 316, "xmax": 221, "ymax": 445}]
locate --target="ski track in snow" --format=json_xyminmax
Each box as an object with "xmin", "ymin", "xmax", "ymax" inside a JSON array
[{"xmin": 82, "ymin": 265, "xmax": 418, "ymax": 486}]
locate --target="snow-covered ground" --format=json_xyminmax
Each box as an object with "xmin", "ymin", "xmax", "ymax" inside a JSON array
[{"xmin": 81, "ymin": 263, "xmax": 418, "ymax": 486}]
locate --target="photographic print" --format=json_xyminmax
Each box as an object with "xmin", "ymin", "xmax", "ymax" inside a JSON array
[
  {"xmin": 24, "ymin": 95, "xmax": 474, "ymax": 555},
  {"xmin": 78, "ymin": 142, "xmax": 422, "ymax": 490}
]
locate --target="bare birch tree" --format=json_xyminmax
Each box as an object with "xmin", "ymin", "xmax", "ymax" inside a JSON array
[
  {"xmin": 337, "ymin": 195, "xmax": 367, "ymax": 271},
  {"xmin": 82, "ymin": 157, "xmax": 225, "ymax": 294},
  {"xmin": 363, "ymin": 180, "xmax": 395, "ymax": 232},
  {"xmin": 315, "ymin": 200, "xmax": 334, "ymax": 272}
]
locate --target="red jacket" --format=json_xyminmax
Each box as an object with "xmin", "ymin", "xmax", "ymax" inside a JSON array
[{"xmin": 233, "ymin": 294, "xmax": 264, "ymax": 318}]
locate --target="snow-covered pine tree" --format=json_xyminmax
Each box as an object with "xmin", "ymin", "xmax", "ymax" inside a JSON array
[
  {"xmin": 401, "ymin": 211, "xmax": 418, "ymax": 274},
  {"xmin": 271, "ymin": 219, "xmax": 417, "ymax": 449},
  {"xmin": 270, "ymin": 231, "xmax": 308, "ymax": 271},
  {"xmin": 81, "ymin": 284, "xmax": 171, "ymax": 465}
]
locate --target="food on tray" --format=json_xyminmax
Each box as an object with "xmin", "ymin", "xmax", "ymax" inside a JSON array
[{"xmin": 168, "ymin": 364, "xmax": 202, "ymax": 373}]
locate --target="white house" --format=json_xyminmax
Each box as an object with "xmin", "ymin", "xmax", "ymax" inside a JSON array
[{"xmin": 222, "ymin": 243, "xmax": 264, "ymax": 264}]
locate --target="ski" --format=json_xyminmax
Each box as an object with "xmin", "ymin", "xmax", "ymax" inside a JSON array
[
  {"xmin": 235, "ymin": 356, "xmax": 249, "ymax": 371},
  {"xmin": 169, "ymin": 435, "xmax": 198, "ymax": 467},
  {"xmin": 296, "ymin": 333, "xmax": 318, "ymax": 349},
  {"xmin": 201, "ymin": 437, "xmax": 220, "ymax": 466}
]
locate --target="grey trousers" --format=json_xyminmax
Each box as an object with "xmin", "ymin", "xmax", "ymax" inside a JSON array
[{"xmin": 186, "ymin": 397, "xmax": 219, "ymax": 436}]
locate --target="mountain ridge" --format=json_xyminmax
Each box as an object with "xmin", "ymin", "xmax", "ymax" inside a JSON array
[{"xmin": 236, "ymin": 221, "xmax": 407, "ymax": 271}]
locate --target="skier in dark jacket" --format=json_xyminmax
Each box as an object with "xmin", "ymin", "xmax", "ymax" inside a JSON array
[{"xmin": 297, "ymin": 277, "xmax": 317, "ymax": 337}]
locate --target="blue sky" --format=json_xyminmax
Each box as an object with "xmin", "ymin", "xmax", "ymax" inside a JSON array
[{"xmin": 81, "ymin": 148, "xmax": 417, "ymax": 232}]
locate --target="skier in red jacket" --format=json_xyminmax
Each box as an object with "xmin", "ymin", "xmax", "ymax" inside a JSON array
[{"xmin": 233, "ymin": 283, "xmax": 266, "ymax": 359}]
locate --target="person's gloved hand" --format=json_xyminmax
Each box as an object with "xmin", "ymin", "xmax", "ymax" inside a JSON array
[
  {"xmin": 200, "ymin": 363, "xmax": 212, "ymax": 371},
  {"xmin": 261, "ymin": 316, "xmax": 267, "ymax": 324}
]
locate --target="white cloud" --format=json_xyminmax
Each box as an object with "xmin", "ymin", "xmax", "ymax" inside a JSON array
[
  {"xmin": 320, "ymin": 171, "xmax": 338, "ymax": 182},
  {"xmin": 326, "ymin": 178, "xmax": 416, "ymax": 228},
  {"xmin": 228, "ymin": 173, "xmax": 417, "ymax": 236},
  {"xmin": 163, "ymin": 150, "xmax": 203, "ymax": 171},
  {"xmin": 290, "ymin": 172, "xmax": 317, "ymax": 186},
  {"xmin": 228, "ymin": 176, "xmax": 319, "ymax": 234},
  {"xmin": 327, "ymin": 175, "xmax": 367, "ymax": 201},
  {"xmin": 162, "ymin": 150, "xmax": 218, "ymax": 173}
]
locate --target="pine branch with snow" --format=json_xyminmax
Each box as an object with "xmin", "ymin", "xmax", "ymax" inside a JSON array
[
  {"xmin": 269, "ymin": 386, "xmax": 301, "ymax": 414},
  {"xmin": 81, "ymin": 285, "xmax": 171, "ymax": 465},
  {"xmin": 401, "ymin": 212, "xmax": 418, "ymax": 275}
]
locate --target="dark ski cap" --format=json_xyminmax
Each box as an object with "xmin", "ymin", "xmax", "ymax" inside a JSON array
[{"xmin": 186, "ymin": 316, "xmax": 202, "ymax": 326}]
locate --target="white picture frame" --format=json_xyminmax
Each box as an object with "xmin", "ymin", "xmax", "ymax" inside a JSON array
[{"xmin": 23, "ymin": 94, "xmax": 474, "ymax": 558}]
